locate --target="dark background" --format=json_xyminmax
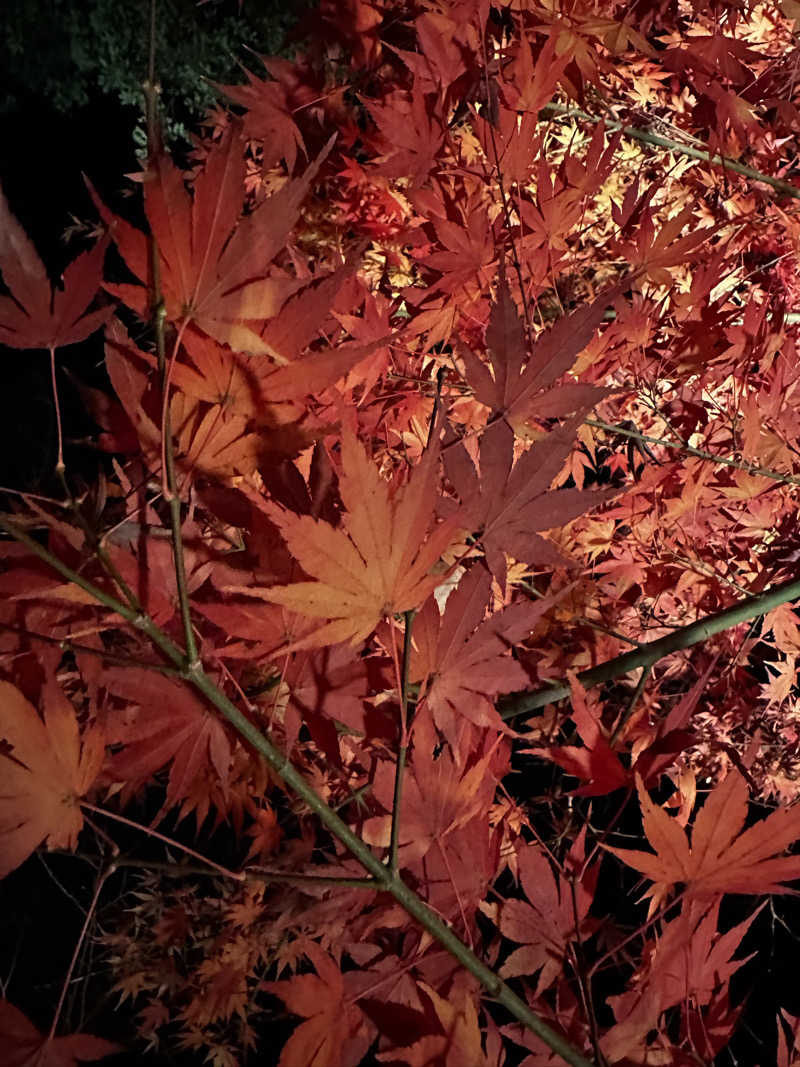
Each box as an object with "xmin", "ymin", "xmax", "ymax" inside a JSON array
[
  {"xmin": 0, "ymin": 0, "xmax": 298, "ymax": 496},
  {"xmin": 0, "ymin": 3, "xmax": 303, "ymax": 1061}
]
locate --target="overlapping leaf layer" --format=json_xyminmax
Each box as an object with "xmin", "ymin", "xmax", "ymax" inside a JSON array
[{"xmin": 4, "ymin": 1, "xmax": 800, "ymax": 1064}]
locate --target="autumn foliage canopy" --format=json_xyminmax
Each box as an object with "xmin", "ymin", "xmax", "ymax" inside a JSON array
[{"xmin": 6, "ymin": 0, "xmax": 800, "ymax": 1064}]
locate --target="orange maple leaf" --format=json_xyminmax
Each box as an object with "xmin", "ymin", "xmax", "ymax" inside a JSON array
[
  {"xmin": 0, "ymin": 680, "xmax": 104, "ymax": 879},
  {"xmin": 89, "ymin": 123, "xmax": 333, "ymax": 356},
  {"xmin": 264, "ymin": 947, "xmax": 363, "ymax": 1067},
  {"xmin": 226, "ymin": 432, "xmax": 457, "ymax": 650},
  {"xmin": 604, "ymin": 768, "xmax": 800, "ymax": 900}
]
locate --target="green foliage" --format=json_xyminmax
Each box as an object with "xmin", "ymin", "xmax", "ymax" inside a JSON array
[{"xmin": 2, "ymin": 0, "xmax": 298, "ymax": 145}]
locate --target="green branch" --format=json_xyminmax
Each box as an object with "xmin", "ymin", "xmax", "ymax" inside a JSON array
[
  {"xmin": 587, "ymin": 416, "xmax": 800, "ymax": 488},
  {"xmin": 500, "ymin": 571, "xmax": 800, "ymax": 719},
  {"xmin": 541, "ymin": 102, "xmax": 800, "ymax": 201},
  {"xmin": 0, "ymin": 515, "xmax": 596, "ymax": 1067}
]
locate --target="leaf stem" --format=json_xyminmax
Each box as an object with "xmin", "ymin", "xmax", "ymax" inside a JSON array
[
  {"xmin": 48, "ymin": 346, "xmax": 65, "ymax": 476},
  {"xmin": 388, "ymin": 610, "xmax": 414, "ymax": 876}
]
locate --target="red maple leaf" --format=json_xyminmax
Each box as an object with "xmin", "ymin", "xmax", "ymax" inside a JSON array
[
  {"xmin": 499, "ymin": 833, "xmax": 597, "ymax": 994},
  {"xmin": 601, "ymin": 897, "xmax": 756, "ymax": 1063},
  {"xmin": 410, "ymin": 565, "xmax": 562, "ymax": 735},
  {"xmin": 525, "ymin": 674, "xmax": 629, "ymax": 796},
  {"xmin": 605, "ymin": 767, "xmax": 800, "ymax": 900},
  {"xmin": 215, "ymin": 54, "xmax": 307, "ymax": 173},
  {"xmin": 101, "ymin": 668, "xmax": 230, "ymax": 819},
  {"xmin": 0, "ymin": 1000, "xmax": 120, "ymax": 1067},
  {"xmin": 458, "ymin": 272, "xmax": 612, "ymax": 427},
  {"xmin": 89, "ymin": 124, "xmax": 334, "ymax": 355},
  {"xmin": 367, "ymin": 82, "xmax": 446, "ymax": 189},
  {"xmin": 442, "ymin": 419, "xmax": 612, "ymax": 585},
  {"xmin": 0, "ymin": 183, "xmax": 110, "ymax": 351}
]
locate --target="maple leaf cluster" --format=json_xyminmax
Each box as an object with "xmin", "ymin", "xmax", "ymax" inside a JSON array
[{"xmin": 5, "ymin": 1, "xmax": 800, "ymax": 1065}]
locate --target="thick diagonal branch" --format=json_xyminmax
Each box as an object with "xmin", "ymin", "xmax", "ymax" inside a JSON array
[
  {"xmin": 500, "ymin": 572, "xmax": 800, "ymax": 719},
  {"xmin": 0, "ymin": 515, "xmax": 596, "ymax": 1067}
]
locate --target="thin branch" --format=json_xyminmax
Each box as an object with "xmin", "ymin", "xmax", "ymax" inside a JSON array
[
  {"xmin": 81, "ymin": 803, "xmax": 246, "ymax": 882},
  {"xmin": 244, "ymin": 866, "xmax": 378, "ymax": 889},
  {"xmin": 142, "ymin": 69, "xmax": 198, "ymax": 668},
  {"xmin": 48, "ymin": 860, "xmax": 116, "ymax": 1042},
  {"xmin": 541, "ymin": 102, "xmax": 800, "ymax": 201},
  {"xmin": 66, "ymin": 852, "xmax": 377, "ymax": 888},
  {"xmin": 568, "ymin": 880, "xmax": 606, "ymax": 1067},
  {"xmin": 0, "ymin": 621, "xmax": 183, "ymax": 676},
  {"xmin": 152, "ymin": 304, "xmax": 198, "ymax": 665},
  {"xmin": 500, "ymin": 570, "xmax": 800, "ymax": 719},
  {"xmin": 388, "ymin": 610, "xmax": 414, "ymax": 876},
  {"xmin": 587, "ymin": 416, "xmax": 800, "ymax": 489}
]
